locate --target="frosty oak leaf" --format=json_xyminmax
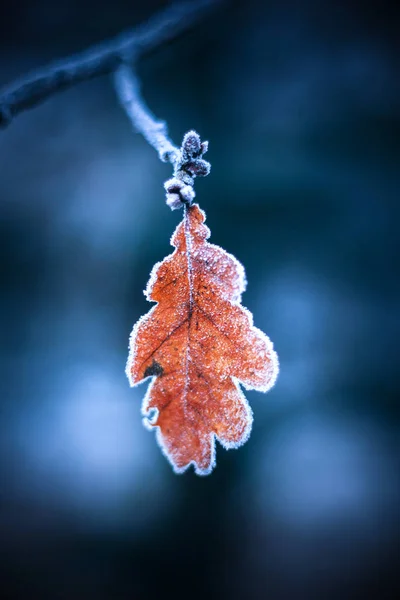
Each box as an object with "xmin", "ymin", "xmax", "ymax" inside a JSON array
[{"xmin": 126, "ymin": 204, "xmax": 279, "ymax": 475}]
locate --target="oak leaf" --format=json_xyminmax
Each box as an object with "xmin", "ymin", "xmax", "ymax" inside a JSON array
[{"xmin": 126, "ymin": 204, "xmax": 278, "ymax": 475}]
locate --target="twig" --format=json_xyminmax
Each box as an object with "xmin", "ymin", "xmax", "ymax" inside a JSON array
[
  {"xmin": 114, "ymin": 64, "xmax": 180, "ymax": 165},
  {"xmin": 0, "ymin": 0, "xmax": 218, "ymax": 128},
  {"xmin": 114, "ymin": 63, "xmax": 211, "ymax": 210}
]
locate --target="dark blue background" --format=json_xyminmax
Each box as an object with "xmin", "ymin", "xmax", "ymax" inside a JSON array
[{"xmin": 0, "ymin": 1, "xmax": 399, "ymax": 598}]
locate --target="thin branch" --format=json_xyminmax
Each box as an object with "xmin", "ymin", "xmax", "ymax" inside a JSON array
[
  {"xmin": 114, "ymin": 64, "xmax": 180, "ymax": 165},
  {"xmin": 0, "ymin": 0, "xmax": 219, "ymax": 128}
]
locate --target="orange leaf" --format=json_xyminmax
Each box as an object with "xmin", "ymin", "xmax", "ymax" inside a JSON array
[{"xmin": 126, "ymin": 204, "xmax": 278, "ymax": 475}]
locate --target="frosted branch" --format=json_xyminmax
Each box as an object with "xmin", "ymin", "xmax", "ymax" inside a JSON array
[
  {"xmin": 0, "ymin": 0, "xmax": 218, "ymax": 128},
  {"xmin": 114, "ymin": 65, "xmax": 180, "ymax": 164}
]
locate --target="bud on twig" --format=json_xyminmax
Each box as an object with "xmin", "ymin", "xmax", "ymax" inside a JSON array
[{"xmin": 164, "ymin": 130, "xmax": 211, "ymax": 210}]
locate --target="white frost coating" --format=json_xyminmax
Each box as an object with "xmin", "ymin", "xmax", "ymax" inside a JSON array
[
  {"xmin": 144, "ymin": 258, "xmax": 165, "ymax": 301},
  {"xmin": 126, "ymin": 306, "xmax": 156, "ymax": 387},
  {"xmin": 126, "ymin": 204, "xmax": 279, "ymax": 475},
  {"xmin": 239, "ymin": 307, "xmax": 280, "ymax": 394},
  {"xmin": 216, "ymin": 378, "xmax": 254, "ymax": 450}
]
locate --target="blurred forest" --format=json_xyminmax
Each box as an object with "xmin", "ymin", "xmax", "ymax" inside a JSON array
[{"xmin": 0, "ymin": 1, "xmax": 399, "ymax": 599}]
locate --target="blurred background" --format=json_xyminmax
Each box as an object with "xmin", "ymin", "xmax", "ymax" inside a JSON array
[{"xmin": 0, "ymin": 0, "xmax": 399, "ymax": 598}]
